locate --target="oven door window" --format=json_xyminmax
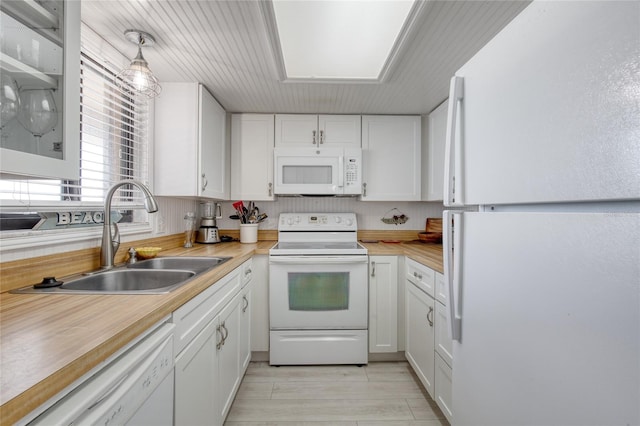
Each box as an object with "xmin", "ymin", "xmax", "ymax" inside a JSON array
[{"xmin": 288, "ymin": 272, "xmax": 349, "ymax": 311}]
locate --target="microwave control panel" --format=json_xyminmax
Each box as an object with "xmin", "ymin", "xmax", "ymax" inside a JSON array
[{"xmin": 344, "ymin": 148, "xmax": 362, "ymax": 194}]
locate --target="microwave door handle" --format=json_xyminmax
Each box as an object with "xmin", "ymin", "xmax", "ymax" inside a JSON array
[{"xmin": 338, "ymin": 156, "xmax": 344, "ymax": 188}]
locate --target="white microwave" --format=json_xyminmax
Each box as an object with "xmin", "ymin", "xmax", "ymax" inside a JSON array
[{"xmin": 274, "ymin": 147, "xmax": 362, "ymax": 196}]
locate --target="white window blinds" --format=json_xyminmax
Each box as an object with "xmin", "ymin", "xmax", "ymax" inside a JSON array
[{"xmin": 0, "ymin": 46, "xmax": 151, "ymax": 217}]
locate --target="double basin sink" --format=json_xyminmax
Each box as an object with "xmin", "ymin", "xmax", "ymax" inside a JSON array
[{"xmin": 13, "ymin": 257, "xmax": 231, "ymax": 295}]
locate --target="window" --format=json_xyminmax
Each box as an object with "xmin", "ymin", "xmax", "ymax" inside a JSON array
[{"xmin": 0, "ymin": 41, "xmax": 151, "ymax": 235}]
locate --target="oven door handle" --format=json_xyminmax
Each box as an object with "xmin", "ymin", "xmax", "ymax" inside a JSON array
[{"xmin": 269, "ymin": 256, "xmax": 368, "ymax": 264}]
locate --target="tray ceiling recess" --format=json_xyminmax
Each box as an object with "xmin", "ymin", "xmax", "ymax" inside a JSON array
[{"xmin": 260, "ymin": 0, "xmax": 427, "ymax": 83}]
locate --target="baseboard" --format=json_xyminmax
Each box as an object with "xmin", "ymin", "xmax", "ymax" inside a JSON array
[{"xmin": 250, "ymin": 351, "xmax": 406, "ymax": 363}]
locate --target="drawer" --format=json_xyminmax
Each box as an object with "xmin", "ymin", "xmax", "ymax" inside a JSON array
[
  {"xmin": 406, "ymin": 258, "xmax": 435, "ymax": 298},
  {"xmin": 172, "ymin": 267, "xmax": 241, "ymax": 355},
  {"xmin": 241, "ymin": 258, "xmax": 253, "ymax": 288}
]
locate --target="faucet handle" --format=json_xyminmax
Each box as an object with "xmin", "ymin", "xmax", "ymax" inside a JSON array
[{"xmin": 127, "ymin": 247, "xmax": 138, "ymax": 264}]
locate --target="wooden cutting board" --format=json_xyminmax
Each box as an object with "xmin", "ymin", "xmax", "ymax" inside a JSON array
[{"xmin": 426, "ymin": 218, "xmax": 442, "ymax": 233}]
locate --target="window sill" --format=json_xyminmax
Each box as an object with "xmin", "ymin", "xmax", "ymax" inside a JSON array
[{"xmin": 0, "ymin": 223, "xmax": 153, "ymax": 254}]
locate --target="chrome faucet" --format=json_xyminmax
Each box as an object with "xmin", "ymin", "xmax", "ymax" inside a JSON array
[{"xmin": 100, "ymin": 180, "xmax": 159, "ymax": 269}]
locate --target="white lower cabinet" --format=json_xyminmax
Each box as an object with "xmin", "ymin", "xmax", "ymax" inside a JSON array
[
  {"xmin": 435, "ymin": 354, "xmax": 453, "ymax": 424},
  {"xmin": 405, "ymin": 260, "xmax": 453, "ymax": 421},
  {"xmin": 405, "ymin": 278, "xmax": 436, "ymax": 397},
  {"xmin": 368, "ymin": 256, "xmax": 398, "ymax": 353},
  {"xmin": 173, "ymin": 259, "xmax": 253, "ymax": 426},
  {"xmin": 217, "ymin": 292, "xmax": 242, "ymax": 421},
  {"xmin": 174, "ymin": 318, "xmax": 219, "ymax": 424},
  {"xmin": 239, "ymin": 260, "xmax": 253, "ymax": 373},
  {"xmin": 250, "ymin": 255, "xmax": 269, "ymax": 353}
]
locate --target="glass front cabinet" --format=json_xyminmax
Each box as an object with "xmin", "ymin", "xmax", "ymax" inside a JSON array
[{"xmin": 0, "ymin": 0, "xmax": 80, "ymax": 179}]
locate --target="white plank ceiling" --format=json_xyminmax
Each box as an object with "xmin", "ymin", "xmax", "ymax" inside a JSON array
[{"xmin": 81, "ymin": 0, "xmax": 530, "ymax": 115}]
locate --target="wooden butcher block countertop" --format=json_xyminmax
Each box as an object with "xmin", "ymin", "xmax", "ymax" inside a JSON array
[
  {"xmin": 0, "ymin": 238, "xmax": 442, "ymax": 424},
  {"xmin": 361, "ymin": 240, "xmax": 443, "ymax": 274},
  {"xmin": 0, "ymin": 241, "xmax": 274, "ymax": 425}
]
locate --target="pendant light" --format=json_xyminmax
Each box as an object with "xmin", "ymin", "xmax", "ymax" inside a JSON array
[{"xmin": 116, "ymin": 30, "xmax": 162, "ymax": 98}]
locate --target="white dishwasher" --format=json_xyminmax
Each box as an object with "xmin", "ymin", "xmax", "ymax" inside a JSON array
[{"xmin": 29, "ymin": 322, "xmax": 175, "ymax": 425}]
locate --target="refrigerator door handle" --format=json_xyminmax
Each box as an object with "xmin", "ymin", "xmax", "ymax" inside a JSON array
[
  {"xmin": 444, "ymin": 210, "xmax": 463, "ymax": 341},
  {"xmin": 443, "ymin": 76, "xmax": 464, "ymax": 207}
]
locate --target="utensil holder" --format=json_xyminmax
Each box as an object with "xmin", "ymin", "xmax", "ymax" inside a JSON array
[{"xmin": 239, "ymin": 223, "xmax": 258, "ymax": 243}]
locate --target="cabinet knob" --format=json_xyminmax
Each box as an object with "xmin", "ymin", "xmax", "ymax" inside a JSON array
[
  {"xmin": 312, "ymin": 130, "xmax": 317, "ymax": 145},
  {"xmin": 268, "ymin": 182, "xmax": 273, "ymax": 197},
  {"xmin": 319, "ymin": 130, "xmax": 324, "ymax": 144}
]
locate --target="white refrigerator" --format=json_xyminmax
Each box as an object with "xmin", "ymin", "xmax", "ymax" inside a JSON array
[{"xmin": 442, "ymin": 1, "xmax": 640, "ymax": 425}]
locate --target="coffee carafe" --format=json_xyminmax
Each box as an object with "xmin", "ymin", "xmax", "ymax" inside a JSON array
[{"xmin": 196, "ymin": 202, "xmax": 221, "ymax": 244}]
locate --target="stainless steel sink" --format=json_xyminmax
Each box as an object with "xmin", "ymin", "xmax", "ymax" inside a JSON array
[
  {"xmin": 127, "ymin": 256, "xmax": 231, "ymax": 273},
  {"xmin": 11, "ymin": 256, "xmax": 232, "ymax": 295},
  {"xmin": 57, "ymin": 269, "xmax": 196, "ymax": 294}
]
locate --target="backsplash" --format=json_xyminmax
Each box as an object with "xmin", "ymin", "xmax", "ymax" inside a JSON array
[
  {"xmin": 216, "ymin": 198, "xmax": 444, "ymax": 231},
  {"xmin": 0, "ymin": 196, "xmax": 442, "ymax": 261}
]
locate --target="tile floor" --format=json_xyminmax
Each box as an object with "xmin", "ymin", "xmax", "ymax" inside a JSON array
[{"xmin": 225, "ymin": 361, "xmax": 450, "ymax": 426}]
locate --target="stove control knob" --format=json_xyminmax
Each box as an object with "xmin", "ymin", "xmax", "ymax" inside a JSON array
[
  {"xmin": 287, "ymin": 217, "xmax": 294, "ymax": 225},
  {"xmin": 334, "ymin": 216, "xmax": 342, "ymax": 224},
  {"xmin": 346, "ymin": 218, "xmax": 354, "ymax": 226},
  {"xmin": 295, "ymin": 216, "xmax": 300, "ymax": 223}
]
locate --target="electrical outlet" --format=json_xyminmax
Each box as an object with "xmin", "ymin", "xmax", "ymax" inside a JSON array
[{"xmin": 154, "ymin": 214, "xmax": 166, "ymax": 234}]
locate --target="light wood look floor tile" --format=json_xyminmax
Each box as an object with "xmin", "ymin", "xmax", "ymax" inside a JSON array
[{"xmin": 225, "ymin": 362, "xmax": 449, "ymax": 425}]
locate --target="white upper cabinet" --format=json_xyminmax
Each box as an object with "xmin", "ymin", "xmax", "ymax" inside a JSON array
[
  {"xmin": 423, "ymin": 99, "xmax": 448, "ymax": 201},
  {"xmin": 154, "ymin": 83, "xmax": 229, "ymax": 199},
  {"xmin": 231, "ymin": 114, "xmax": 275, "ymax": 201},
  {"xmin": 0, "ymin": 0, "xmax": 80, "ymax": 179},
  {"xmin": 275, "ymin": 114, "xmax": 361, "ymax": 147},
  {"xmin": 361, "ymin": 115, "xmax": 421, "ymax": 201}
]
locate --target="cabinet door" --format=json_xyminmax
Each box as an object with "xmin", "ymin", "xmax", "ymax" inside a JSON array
[
  {"xmin": 174, "ymin": 319, "xmax": 220, "ymax": 426},
  {"xmin": 405, "ymin": 281, "xmax": 435, "ymax": 398},
  {"xmin": 435, "ymin": 354, "xmax": 454, "ymax": 423},
  {"xmin": 361, "ymin": 115, "xmax": 421, "ymax": 201},
  {"xmin": 154, "ymin": 82, "xmax": 200, "ymax": 196},
  {"xmin": 199, "ymin": 85, "xmax": 229, "ymax": 199},
  {"xmin": 250, "ymin": 255, "xmax": 270, "ymax": 352},
  {"xmin": 318, "ymin": 115, "xmax": 361, "ymax": 147},
  {"xmin": 231, "ymin": 114, "xmax": 275, "ymax": 200},
  {"xmin": 0, "ymin": 1, "xmax": 80, "ymax": 179},
  {"xmin": 435, "ymin": 300, "xmax": 453, "ymax": 366},
  {"xmin": 275, "ymin": 114, "xmax": 318, "ymax": 147},
  {"xmin": 368, "ymin": 256, "xmax": 398, "ymax": 353},
  {"xmin": 217, "ymin": 293, "xmax": 242, "ymax": 422},
  {"xmin": 423, "ymin": 99, "xmax": 448, "ymax": 201},
  {"xmin": 239, "ymin": 280, "xmax": 253, "ymax": 373}
]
